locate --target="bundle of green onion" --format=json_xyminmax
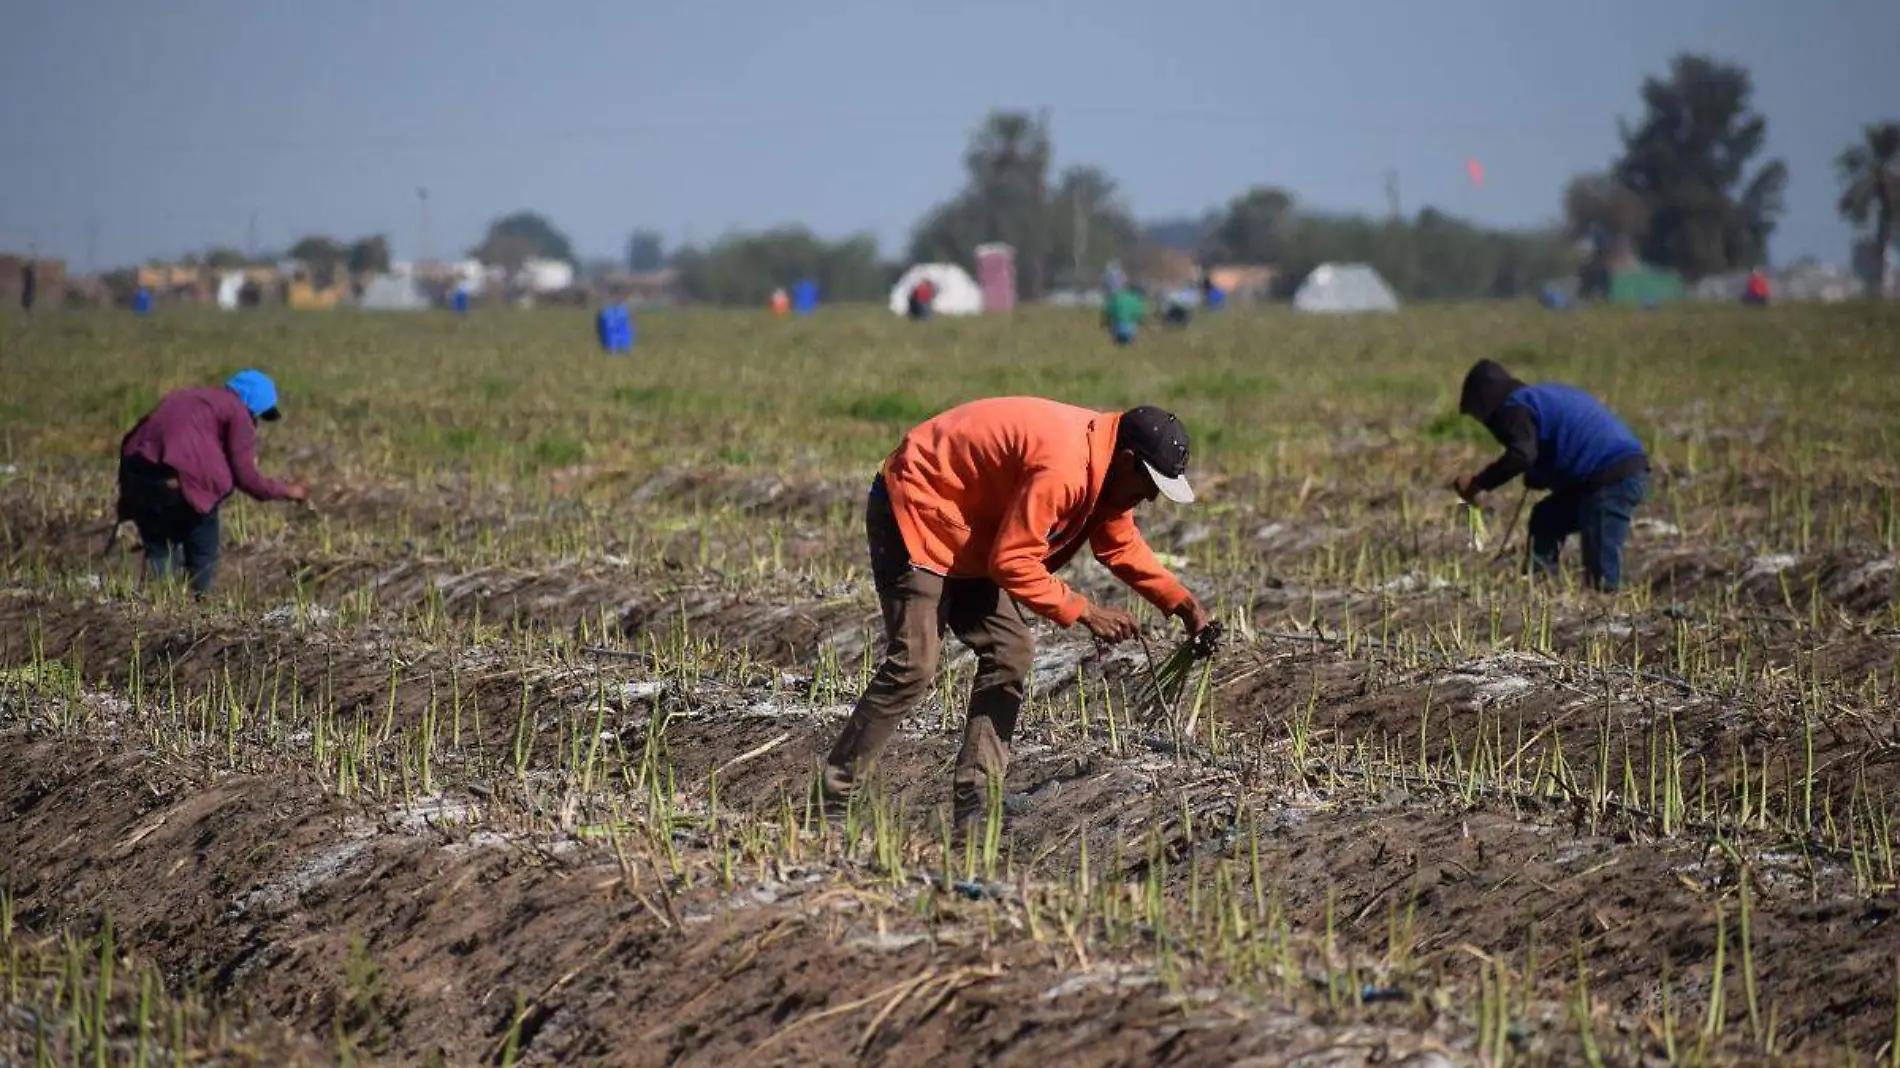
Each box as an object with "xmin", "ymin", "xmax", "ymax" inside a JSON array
[{"xmin": 1132, "ymin": 621, "xmax": 1225, "ymax": 720}]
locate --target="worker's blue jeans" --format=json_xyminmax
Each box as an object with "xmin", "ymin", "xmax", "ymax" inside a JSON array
[
  {"xmin": 121, "ymin": 458, "xmax": 222, "ymax": 596},
  {"xmin": 1527, "ymin": 473, "xmax": 1648, "ymax": 592},
  {"xmin": 140, "ymin": 506, "xmax": 221, "ymax": 596}
]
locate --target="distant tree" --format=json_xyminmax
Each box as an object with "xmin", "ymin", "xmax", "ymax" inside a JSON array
[
  {"xmin": 1836, "ymin": 121, "xmax": 1900, "ymax": 295},
  {"xmin": 287, "ymin": 235, "xmax": 349, "ymax": 285},
  {"xmin": 201, "ymin": 247, "xmax": 250, "ymax": 269},
  {"xmin": 907, "ymin": 194, "xmax": 986, "ymax": 269},
  {"xmin": 1210, "ymin": 203, "xmax": 1575, "ymax": 303},
  {"xmin": 674, "ymin": 227, "xmax": 886, "ymax": 306},
  {"xmin": 1202, "ymin": 186, "xmax": 1299, "ymax": 265},
  {"xmin": 1609, "ymin": 53, "xmax": 1787, "ymax": 279},
  {"xmin": 907, "ymin": 109, "xmax": 1056, "ymax": 297},
  {"xmin": 347, "ymin": 234, "xmax": 391, "ymax": 275},
  {"xmin": 1563, "ymin": 172, "xmax": 1649, "ymax": 260},
  {"xmin": 472, "ymin": 211, "xmax": 576, "ymax": 269},
  {"xmin": 1045, "ymin": 166, "xmax": 1140, "ymax": 288},
  {"xmin": 1142, "ymin": 214, "xmax": 1220, "ymax": 253},
  {"xmin": 626, "ymin": 230, "xmax": 669, "ymax": 273},
  {"xmin": 1562, "ymin": 172, "xmax": 1650, "ymax": 296}
]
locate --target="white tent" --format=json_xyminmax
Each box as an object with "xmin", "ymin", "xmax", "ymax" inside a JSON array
[
  {"xmin": 1293, "ymin": 263, "xmax": 1400, "ymax": 313},
  {"xmin": 215, "ymin": 271, "xmax": 245, "ymax": 310},
  {"xmin": 359, "ymin": 273, "xmax": 430, "ymax": 311},
  {"xmin": 516, "ymin": 258, "xmax": 575, "ymax": 294},
  {"xmin": 888, "ymin": 263, "xmax": 984, "ymax": 316}
]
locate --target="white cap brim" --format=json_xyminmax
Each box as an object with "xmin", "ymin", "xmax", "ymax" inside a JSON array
[{"xmin": 1143, "ymin": 461, "xmax": 1195, "ymax": 504}]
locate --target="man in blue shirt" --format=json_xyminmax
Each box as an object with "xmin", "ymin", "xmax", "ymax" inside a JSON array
[{"xmin": 1452, "ymin": 358, "xmax": 1650, "ymax": 591}]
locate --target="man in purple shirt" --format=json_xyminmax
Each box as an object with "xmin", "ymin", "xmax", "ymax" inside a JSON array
[{"xmin": 116, "ymin": 369, "xmax": 308, "ymax": 595}]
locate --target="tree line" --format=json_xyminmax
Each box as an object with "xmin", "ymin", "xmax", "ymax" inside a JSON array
[{"xmin": 160, "ymin": 52, "xmax": 1900, "ymax": 305}]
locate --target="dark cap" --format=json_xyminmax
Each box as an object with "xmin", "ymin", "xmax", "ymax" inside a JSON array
[{"xmin": 1117, "ymin": 405, "xmax": 1194, "ymax": 503}]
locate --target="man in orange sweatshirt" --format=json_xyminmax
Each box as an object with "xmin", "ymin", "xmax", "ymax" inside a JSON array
[{"xmin": 823, "ymin": 397, "xmax": 1211, "ymax": 826}]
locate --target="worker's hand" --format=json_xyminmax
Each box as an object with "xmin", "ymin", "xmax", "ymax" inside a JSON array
[
  {"xmin": 284, "ymin": 483, "xmax": 309, "ymax": 503},
  {"xmin": 1172, "ymin": 594, "xmax": 1212, "ymax": 636},
  {"xmin": 1450, "ymin": 475, "xmax": 1481, "ymax": 504},
  {"xmin": 1079, "ymin": 603, "xmax": 1140, "ymax": 644}
]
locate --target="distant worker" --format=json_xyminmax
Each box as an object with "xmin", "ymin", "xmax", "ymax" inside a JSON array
[
  {"xmin": 115, "ymin": 370, "xmax": 308, "ymax": 596},
  {"xmin": 1162, "ymin": 290, "xmax": 1193, "ymax": 328},
  {"xmin": 1743, "ymin": 269, "xmax": 1771, "ymax": 306},
  {"xmin": 1452, "ymin": 359, "xmax": 1649, "ymax": 592},
  {"xmin": 907, "ymin": 277, "xmax": 937, "ymax": 321},
  {"xmin": 20, "ymin": 261, "xmax": 37, "ymax": 313},
  {"xmin": 822, "ymin": 397, "xmax": 1211, "ymax": 830},
  {"xmin": 1103, "ymin": 284, "xmax": 1147, "ymax": 345},
  {"xmin": 1200, "ymin": 271, "xmax": 1226, "ymax": 311},
  {"xmin": 769, "ymin": 288, "xmax": 791, "ymax": 317}
]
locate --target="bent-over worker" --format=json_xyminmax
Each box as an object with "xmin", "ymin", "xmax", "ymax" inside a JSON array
[
  {"xmin": 823, "ymin": 397, "xmax": 1211, "ymax": 827},
  {"xmin": 1453, "ymin": 358, "xmax": 1650, "ymax": 592},
  {"xmin": 116, "ymin": 369, "xmax": 308, "ymax": 596}
]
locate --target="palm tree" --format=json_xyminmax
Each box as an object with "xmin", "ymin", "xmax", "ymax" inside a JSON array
[{"xmin": 1836, "ymin": 122, "xmax": 1900, "ymax": 296}]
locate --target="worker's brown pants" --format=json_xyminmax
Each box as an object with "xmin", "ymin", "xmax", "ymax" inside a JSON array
[{"xmin": 824, "ymin": 480, "xmax": 1035, "ymax": 808}]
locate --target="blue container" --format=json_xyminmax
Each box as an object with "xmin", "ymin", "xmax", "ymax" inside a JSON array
[
  {"xmin": 595, "ymin": 304, "xmax": 633, "ymax": 354},
  {"xmin": 451, "ymin": 288, "xmax": 470, "ymax": 315},
  {"xmin": 791, "ymin": 279, "xmax": 818, "ymax": 316},
  {"xmin": 133, "ymin": 288, "xmax": 153, "ymax": 315}
]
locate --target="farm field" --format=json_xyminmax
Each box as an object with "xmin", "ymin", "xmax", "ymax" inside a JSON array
[{"xmin": 2, "ymin": 302, "xmax": 1899, "ymax": 1066}]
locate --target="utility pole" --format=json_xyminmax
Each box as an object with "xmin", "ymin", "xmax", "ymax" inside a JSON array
[
  {"xmin": 1072, "ymin": 184, "xmax": 1087, "ymax": 284},
  {"xmin": 417, "ymin": 187, "xmax": 431, "ymax": 268},
  {"xmin": 1384, "ymin": 170, "xmax": 1402, "ymax": 220}
]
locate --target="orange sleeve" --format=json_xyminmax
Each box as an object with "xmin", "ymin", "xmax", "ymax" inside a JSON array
[
  {"xmin": 1090, "ymin": 509, "xmax": 1192, "ymax": 613},
  {"xmin": 988, "ymin": 468, "xmax": 1091, "ymax": 626}
]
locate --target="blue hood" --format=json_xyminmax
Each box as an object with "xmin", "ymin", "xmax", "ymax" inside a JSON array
[{"xmin": 225, "ymin": 369, "xmax": 281, "ymax": 421}]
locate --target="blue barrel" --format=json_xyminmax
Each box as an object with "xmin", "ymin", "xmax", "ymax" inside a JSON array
[
  {"xmin": 791, "ymin": 279, "xmax": 818, "ymax": 316},
  {"xmin": 451, "ymin": 288, "xmax": 470, "ymax": 315},
  {"xmin": 595, "ymin": 304, "xmax": 633, "ymax": 354},
  {"xmin": 133, "ymin": 288, "xmax": 153, "ymax": 315}
]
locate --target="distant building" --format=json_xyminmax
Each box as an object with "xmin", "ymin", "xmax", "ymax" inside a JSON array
[
  {"xmin": 516, "ymin": 258, "xmax": 575, "ymax": 294},
  {"xmin": 0, "ymin": 255, "xmax": 66, "ymax": 310},
  {"xmin": 598, "ymin": 269, "xmax": 685, "ymax": 308},
  {"xmin": 1123, "ymin": 245, "xmax": 1199, "ymax": 293},
  {"xmin": 1852, "ymin": 238, "xmax": 1898, "ymax": 298},
  {"xmin": 1205, "ymin": 265, "xmax": 1278, "ymax": 301}
]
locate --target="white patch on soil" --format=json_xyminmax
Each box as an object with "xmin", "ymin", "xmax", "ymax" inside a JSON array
[
  {"xmin": 847, "ymin": 931, "xmax": 928, "ymax": 953},
  {"xmin": 261, "ymin": 603, "xmax": 338, "ymax": 628},
  {"xmin": 622, "ymin": 680, "xmax": 667, "ymax": 702},
  {"xmin": 385, "ymin": 796, "xmax": 478, "ymax": 833},
  {"xmin": 1826, "ymin": 557, "xmax": 1896, "ymax": 601},
  {"xmin": 1741, "ymin": 554, "xmax": 1799, "ymax": 582},
  {"xmin": 443, "ymin": 830, "xmax": 511, "ymax": 855},
  {"xmin": 1382, "ymin": 571, "xmax": 1451, "ymax": 594},
  {"xmin": 1632, "ymin": 518, "xmax": 1682, "ymax": 538},
  {"xmin": 1029, "ymin": 640, "xmax": 1093, "ymax": 685},
  {"xmin": 1436, "ymin": 653, "xmax": 1548, "ymax": 708},
  {"xmin": 1041, "ymin": 966, "xmax": 1160, "ymax": 1001},
  {"xmin": 227, "ymin": 833, "xmax": 378, "ymax": 920}
]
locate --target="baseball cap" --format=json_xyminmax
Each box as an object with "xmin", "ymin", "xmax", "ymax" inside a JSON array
[
  {"xmin": 226, "ymin": 369, "xmax": 281, "ymax": 421},
  {"xmin": 1117, "ymin": 405, "xmax": 1194, "ymax": 503}
]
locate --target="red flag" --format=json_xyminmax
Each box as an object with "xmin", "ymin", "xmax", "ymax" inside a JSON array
[{"xmin": 1465, "ymin": 158, "xmax": 1485, "ymax": 188}]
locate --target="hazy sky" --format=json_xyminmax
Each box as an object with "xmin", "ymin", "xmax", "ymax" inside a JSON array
[{"xmin": 2, "ymin": 0, "xmax": 1893, "ymax": 271}]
